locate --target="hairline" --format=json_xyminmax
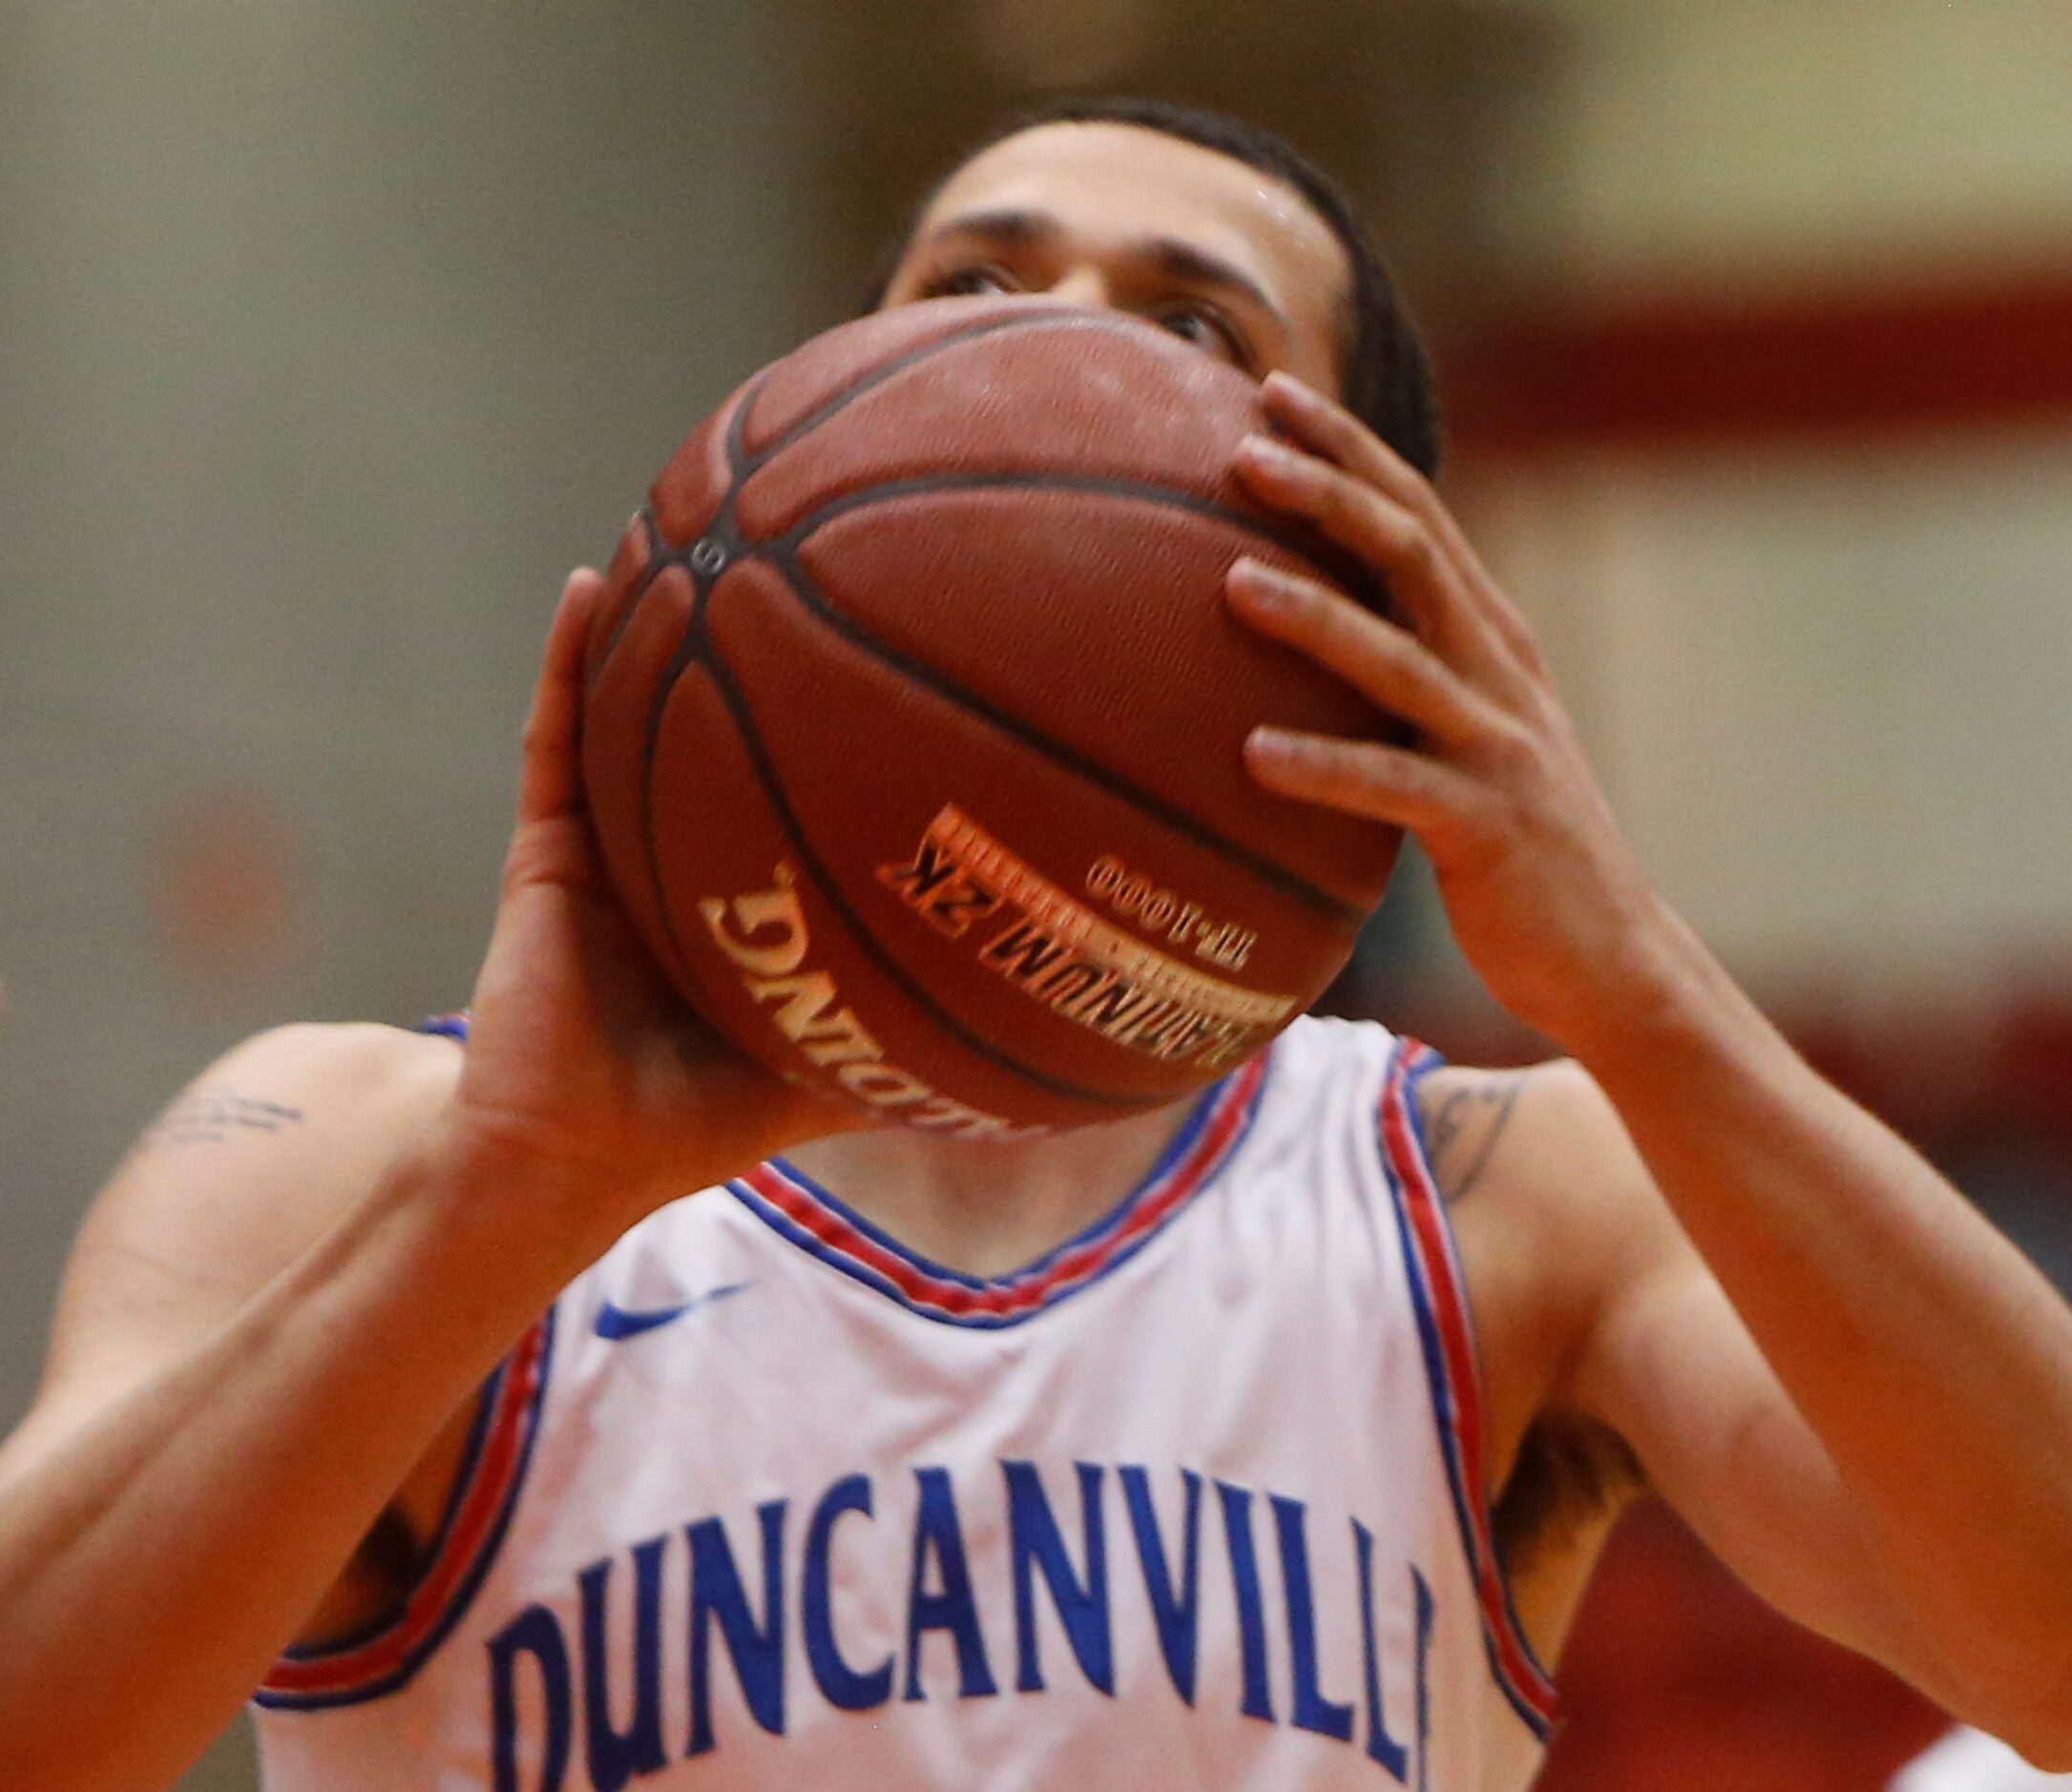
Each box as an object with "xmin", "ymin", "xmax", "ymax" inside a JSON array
[
  {"xmin": 896, "ymin": 117, "xmax": 1361, "ymax": 389},
  {"xmin": 859, "ymin": 96, "xmax": 1442, "ymax": 480}
]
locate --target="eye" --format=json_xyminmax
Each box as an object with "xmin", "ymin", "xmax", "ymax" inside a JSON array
[
  {"xmin": 918, "ymin": 264, "xmax": 1020, "ymax": 300},
  {"xmin": 1152, "ymin": 302, "xmax": 1249, "ymax": 368}
]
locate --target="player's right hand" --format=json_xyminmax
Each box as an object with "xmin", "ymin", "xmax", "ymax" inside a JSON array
[{"xmin": 439, "ymin": 569, "xmax": 857, "ymax": 1232}]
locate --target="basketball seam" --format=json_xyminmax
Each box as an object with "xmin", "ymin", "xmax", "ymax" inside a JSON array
[
  {"xmin": 614, "ymin": 304, "xmax": 1371, "ymax": 1116},
  {"xmin": 587, "ymin": 506, "xmax": 667, "ymax": 691},
  {"xmin": 764, "ymin": 536, "xmax": 1367, "ymax": 924},
  {"xmin": 692, "ymin": 630, "xmax": 1157, "ymax": 1111},
  {"xmin": 632, "ymin": 667, "xmax": 716, "ymax": 1003},
  {"xmin": 776, "ymin": 469, "xmax": 1334, "ymax": 568},
  {"xmin": 621, "ymin": 377, "xmax": 785, "ymax": 993}
]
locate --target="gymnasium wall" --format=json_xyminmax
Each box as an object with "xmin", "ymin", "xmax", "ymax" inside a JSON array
[
  {"xmin": 1452, "ymin": 0, "xmax": 2072, "ymax": 992},
  {"xmin": 1495, "ymin": 0, "xmax": 2072, "ymax": 285},
  {"xmin": 1, "ymin": 8, "xmax": 817, "ymax": 1783},
  {"xmin": 1413, "ymin": 0, "xmax": 2072, "ymax": 1293},
  {"xmin": 0, "ymin": 0, "xmax": 816, "ymax": 1414}
]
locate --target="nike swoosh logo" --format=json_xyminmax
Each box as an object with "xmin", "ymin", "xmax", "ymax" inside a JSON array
[{"xmin": 595, "ymin": 1280, "xmax": 755, "ymax": 1341}]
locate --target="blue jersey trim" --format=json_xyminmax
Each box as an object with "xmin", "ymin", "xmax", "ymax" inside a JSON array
[
  {"xmin": 729, "ymin": 1052, "xmax": 1271, "ymax": 1329},
  {"xmin": 268, "ymin": 1371, "xmax": 499, "ymax": 1663},
  {"xmin": 253, "ymin": 1304, "xmax": 557, "ymax": 1713},
  {"xmin": 1376, "ymin": 1043, "xmax": 1559, "ymax": 1743},
  {"xmin": 764, "ymin": 1063, "xmax": 1241, "ymax": 1296}
]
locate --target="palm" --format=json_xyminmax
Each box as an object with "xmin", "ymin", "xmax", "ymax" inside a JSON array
[
  {"xmin": 452, "ymin": 573, "xmax": 849, "ymax": 1222},
  {"xmin": 1226, "ymin": 372, "xmax": 1668, "ymax": 1059}
]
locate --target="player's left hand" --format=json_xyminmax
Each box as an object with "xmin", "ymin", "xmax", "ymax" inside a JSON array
[{"xmin": 1226, "ymin": 370, "xmax": 1673, "ymax": 1052}]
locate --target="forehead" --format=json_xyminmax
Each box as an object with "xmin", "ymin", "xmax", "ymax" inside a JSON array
[{"xmin": 920, "ymin": 122, "xmax": 1350, "ymax": 325}]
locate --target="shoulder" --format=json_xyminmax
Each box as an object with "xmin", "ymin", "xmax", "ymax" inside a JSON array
[
  {"xmin": 37, "ymin": 1021, "xmax": 464, "ymax": 1414},
  {"xmin": 103, "ymin": 1019, "xmax": 464, "ymax": 1162},
  {"xmin": 1235, "ymin": 1013, "xmax": 1416, "ymax": 1178},
  {"xmin": 83, "ymin": 1015, "xmax": 464, "ymax": 1244},
  {"xmin": 93, "ymin": 1019, "xmax": 464, "ymax": 1240},
  {"xmin": 140, "ymin": 1014, "xmax": 462, "ymax": 1212},
  {"xmin": 151, "ymin": 1017, "xmax": 460, "ymax": 1150},
  {"xmin": 1412, "ymin": 1059, "xmax": 1660, "ymax": 1654},
  {"xmin": 1410, "ymin": 1055, "xmax": 1669, "ymax": 1463},
  {"xmin": 4, "ymin": 1021, "xmax": 478, "ymax": 1654},
  {"xmin": 1414, "ymin": 1055, "xmax": 1663, "ymax": 1280},
  {"xmin": 197, "ymin": 1017, "xmax": 463, "ymax": 1107}
]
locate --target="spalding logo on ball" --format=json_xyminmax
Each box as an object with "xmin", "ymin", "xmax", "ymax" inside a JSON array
[{"xmin": 580, "ymin": 296, "xmax": 1402, "ymax": 1135}]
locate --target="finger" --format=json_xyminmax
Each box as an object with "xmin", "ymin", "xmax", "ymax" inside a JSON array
[
  {"xmin": 516, "ymin": 568, "xmax": 605, "ymax": 827},
  {"xmin": 1262, "ymin": 372, "xmax": 1543, "ymax": 661},
  {"xmin": 1262, "ymin": 371, "xmax": 1441, "ymax": 512},
  {"xmin": 1245, "ymin": 725, "xmax": 1481, "ymax": 835},
  {"xmin": 1226, "ymin": 556, "xmax": 1497, "ymax": 748},
  {"xmin": 1233, "ymin": 433, "xmax": 1479, "ymax": 662}
]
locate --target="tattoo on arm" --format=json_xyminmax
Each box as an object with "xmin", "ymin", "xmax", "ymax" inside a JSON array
[
  {"xmin": 1425, "ymin": 1073, "xmax": 1525, "ymax": 1203},
  {"xmin": 138, "ymin": 1091, "xmax": 305, "ymax": 1151}
]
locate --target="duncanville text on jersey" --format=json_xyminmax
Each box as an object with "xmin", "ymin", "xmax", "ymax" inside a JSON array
[{"xmin": 487, "ymin": 1454, "xmax": 1438, "ymax": 1792}]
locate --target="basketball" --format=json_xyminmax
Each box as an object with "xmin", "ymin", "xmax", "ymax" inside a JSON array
[{"xmin": 579, "ymin": 295, "xmax": 1403, "ymax": 1136}]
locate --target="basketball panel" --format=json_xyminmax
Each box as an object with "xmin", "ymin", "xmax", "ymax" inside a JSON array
[
  {"xmin": 735, "ymin": 309, "xmax": 1266, "ymax": 543},
  {"xmin": 580, "ymin": 550, "xmax": 701, "ymax": 991},
  {"xmin": 738, "ymin": 296, "xmax": 1064, "ymax": 458},
  {"xmin": 583, "ymin": 510, "xmax": 658, "ymax": 678},
  {"xmin": 643, "ymin": 626, "xmax": 1160, "ymax": 1133},
  {"xmin": 701, "ymin": 558, "xmax": 1359, "ymax": 1106},
  {"xmin": 647, "ymin": 385, "xmax": 749, "ymax": 546},
  {"xmin": 793, "ymin": 487, "xmax": 1401, "ymax": 910}
]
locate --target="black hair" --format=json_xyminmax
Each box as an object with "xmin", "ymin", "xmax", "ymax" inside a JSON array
[{"xmin": 862, "ymin": 94, "xmax": 1442, "ymax": 478}]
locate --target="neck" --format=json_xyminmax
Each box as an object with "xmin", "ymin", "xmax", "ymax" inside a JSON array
[{"xmin": 782, "ymin": 1093, "xmax": 1204, "ymax": 1279}]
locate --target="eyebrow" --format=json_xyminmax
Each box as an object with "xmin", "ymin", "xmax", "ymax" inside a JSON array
[{"xmin": 923, "ymin": 207, "xmax": 1288, "ymax": 330}]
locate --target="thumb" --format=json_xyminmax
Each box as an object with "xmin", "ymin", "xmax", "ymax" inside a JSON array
[{"xmin": 515, "ymin": 568, "xmax": 605, "ymax": 828}]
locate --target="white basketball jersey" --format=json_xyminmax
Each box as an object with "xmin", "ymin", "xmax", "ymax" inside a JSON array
[
  {"xmin": 252, "ymin": 1015, "xmax": 1557, "ymax": 1791},
  {"xmin": 1892, "ymin": 1729, "xmax": 2072, "ymax": 1792}
]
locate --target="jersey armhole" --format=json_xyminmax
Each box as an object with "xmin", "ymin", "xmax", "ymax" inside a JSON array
[
  {"xmin": 253, "ymin": 1306, "xmax": 556, "ymax": 1712},
  {"xmin": 1373, "ymin": 1037, "xmax": 1562, "ymax": 1743}
]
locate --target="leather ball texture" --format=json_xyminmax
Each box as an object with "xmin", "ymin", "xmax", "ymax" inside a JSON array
[{"xmin": 580, "ymin": 296, "xmax": 1403, "ymax": 1137}]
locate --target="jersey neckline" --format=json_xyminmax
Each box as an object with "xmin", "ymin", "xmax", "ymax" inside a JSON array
[{"xmin": 725, "ymin": 1048, "xmax": 1272, "ymax": 1329}]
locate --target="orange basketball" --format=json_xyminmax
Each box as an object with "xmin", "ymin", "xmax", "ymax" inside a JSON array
[{"xmin": 580, "ymin": 296, "xmax": 1402, "ymax": 1136}]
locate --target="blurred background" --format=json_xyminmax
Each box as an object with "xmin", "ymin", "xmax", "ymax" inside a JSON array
[{"xmin": 4, "ymin": 2, "xmax": 2069, "ymax": 1786}]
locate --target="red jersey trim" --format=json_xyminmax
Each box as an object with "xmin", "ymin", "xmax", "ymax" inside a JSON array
[
  {"xmin": 1377, "ymin": 1040, "xmax": 1561, "ymax": 1740},
  {"xmin": 254, "ymin": 1308, "xmax": 556, "ymax": 1711},
  {"xmin": 729, "ymin": 1052, "xmax": 1270, "ymax": 1328}
]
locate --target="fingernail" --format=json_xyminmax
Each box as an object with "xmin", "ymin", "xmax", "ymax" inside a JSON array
[
  {"xmin": 1229, "ymin": 554, "xmax": 1272, "ymax": 592},
  {"xmin": 1229, "ymin": 557, "xmax": 1292, "ymax": 609},
  {"xmin": 1248, "ymin": 724, "xmax": 1296, "ymax": 758},
  {"xmin": 1240, "ymin": 432, "xmax": 1296, "ymax": 471}
]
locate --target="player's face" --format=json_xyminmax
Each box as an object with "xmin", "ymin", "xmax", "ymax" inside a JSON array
[{"xmin": 878, "ymin": 122, "xmax": 1351, "ymax": 395}]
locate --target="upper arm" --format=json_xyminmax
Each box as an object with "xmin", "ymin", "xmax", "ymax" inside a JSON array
[
  {"xmin": 6, "ymin": 1021, "xmax": 462, "ymax": 1473},
  {"xmin": 1529, "ymin": 1066, "xmax": 1963, "ymax": 1700}
]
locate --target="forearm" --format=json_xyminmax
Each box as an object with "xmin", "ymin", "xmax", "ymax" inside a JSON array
[
  {"xmin": 1202, "ymin": 364, "xmax": 2072, "ymax": 1743},
  {"xmin": 0, "ymin": 1125, "xmax": 621, "ymax": 1792},
  {"xmin": 1575, "ymin": 906, "xmax": 2072, "ymax": 1727}
]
